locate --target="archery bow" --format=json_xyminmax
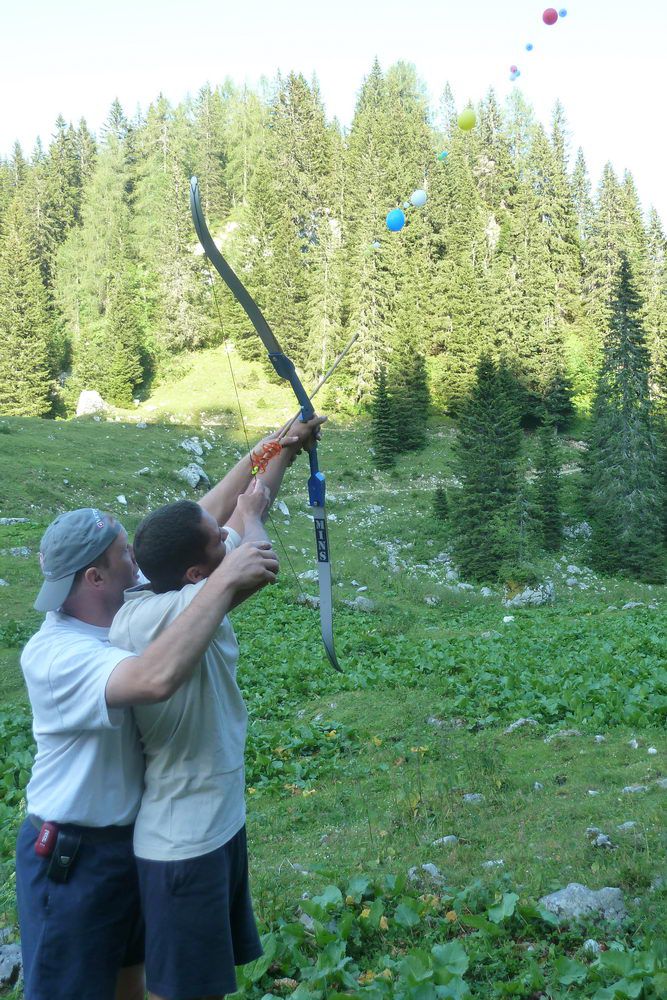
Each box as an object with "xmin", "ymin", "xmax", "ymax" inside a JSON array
[{"xmin": 190, "ymin": 175, "xmax": 343, "ymax": 672}]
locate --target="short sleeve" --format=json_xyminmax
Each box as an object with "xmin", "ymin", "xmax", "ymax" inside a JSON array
[
  {"xmin": 46, "ymin": 640, "xmax": 137, "ymax": 732},
  {"xmin": 223, "ymin": 526, "xmax": 242, "ymax": 554}
]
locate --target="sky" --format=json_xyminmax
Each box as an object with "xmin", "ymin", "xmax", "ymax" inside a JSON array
[{"xmin": 1, "ymin": 0, "xmax": 665, "ymax": 221}]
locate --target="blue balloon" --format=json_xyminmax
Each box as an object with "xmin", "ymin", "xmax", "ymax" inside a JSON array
[
  {"xmin": 525, "ymin": 42, "xmax": 534, "ymax": 51},
  {"xmin": 386, "ymin": 208, "xmax": 406, "ymax": 232},
  {"xmin": 438, "ymin": 150, "xmax": 449, "ymax": 160},
  {"xmin": 559, "ymin": 8, "xmax": 567, "ymax": 15}
]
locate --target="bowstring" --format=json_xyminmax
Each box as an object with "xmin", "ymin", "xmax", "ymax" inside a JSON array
[{"xmin": 205, "ymin": 270, "xmax": 309, "ymax": 603}]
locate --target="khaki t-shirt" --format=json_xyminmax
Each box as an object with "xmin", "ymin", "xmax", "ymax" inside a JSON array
[{"xmin": 109, "ymin": 530, "xmax": 247, "ymax": 861}]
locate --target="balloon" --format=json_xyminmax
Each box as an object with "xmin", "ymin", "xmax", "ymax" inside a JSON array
[
  {"xmin": 458, "ymin": 108, "xmax": 476, "ymax": 131},
  {"xmin": 542, "ymin": 7, "xmax": 558, "ymax": 24},
  {"xmin": 525, "ymin": 42, "xmax": 534, "ymax": 50},
  {"xmin": 403, "ymin": 201, "xmax": 410, "ymax": 209},
  {"xmin": 510, "ymin": 64, "xmax": 518, "ymax": 73},
  {"xmin": 438, "ymin": 150, "xmax": 449, "ymax": 160},
  {"xmin": 371, "ymin": 241, "xmax": 381, "ymax": 249},
  {"xmin": 410, "ymin": 189, "xmax": 427, "ymax": 208},
  {"xmin": 559, "ymin": 7, "xmax": 567, "ymax": 15},
  {"xmin": 386, "ymin": 209, "xmax": 405, "ymax": 232},
  {"xmin": 514, "ymin": 69, "xmax": 521, "ymax": 77}
]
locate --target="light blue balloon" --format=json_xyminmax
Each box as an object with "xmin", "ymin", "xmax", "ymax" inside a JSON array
[
  {"xmin": 386, "ymin": 209, "xmax": 406, "ymax": 232},
  {"xmin": 559, "ymin": 8, "xmax": 567, "ymax": 15},
  {"xmin": 371, "ymin": 240, "xmax": 381, "ymax": 249},
  {"xmin": 438, "ymin": 150, "xmax": 449, "ymax": 160},
  {"xmin": 525, "ymin": 42, "xmax": 534, "ymax": 51},
  {"xmin": 410, "ymin": 189, "xmax": 428, "ymax": 208}
]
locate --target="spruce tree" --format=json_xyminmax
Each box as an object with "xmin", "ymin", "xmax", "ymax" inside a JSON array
[
  {"xmin": 0, "ymin": 196, "xmax": 53, "ymax": 416},
  {"xmin": 450, "ymin": 357, "xmax": 523, "ymax": 581},
  {"xmin": 586, "ymin": 255, "xmax": 665, "ymax": 580},
  {"xmin": 433, "ymin": 485, "xmax": 449, "ymax": 522},
  {"xmin": 534, "ymin": 418, "xmax": 562, "ymax": 551},
  {"xmin": 371, "ymin": 367, "xmax": 396, "ymax": 469}
]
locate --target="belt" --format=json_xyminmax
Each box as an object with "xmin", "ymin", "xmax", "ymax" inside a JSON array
[{"xmin": 28, "ymin": 815, "xmax": 134, "ymax": 843}]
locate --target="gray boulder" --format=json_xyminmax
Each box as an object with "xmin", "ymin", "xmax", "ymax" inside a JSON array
[
  {"xmin": 503, "ymin": 581, "xmax": 555, "ymax": 608},
  {"xmin": 76, "ymin": 390, "xmax": 108, "ymax": 416},
  {"xmin": 0, "ymin": 943, "xmax": 22, "ymax": 988},
  {"xmin": 175, "ymin": 464, "xmax": 210, "ymax": 489},
  {"xmin": 538, "ymin": 883, "xmax": 627, "ymax": 924}
]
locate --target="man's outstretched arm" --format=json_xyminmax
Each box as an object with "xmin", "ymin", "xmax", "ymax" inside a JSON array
[{"xmin": 105, "ymin": 539, "xmax": 278, "ymax": 708}]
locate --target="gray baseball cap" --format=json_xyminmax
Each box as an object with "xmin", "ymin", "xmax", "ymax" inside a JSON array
[{"xmin": 34, "ymin": 508, "xmax": 121, "ymax": 612}]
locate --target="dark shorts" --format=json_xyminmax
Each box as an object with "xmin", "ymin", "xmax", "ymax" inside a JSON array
[
  {"xmin": 15, "ymin": 816, "xmax": 144, "ymax": 1000},
  {"xmin": 138, "ymin": 824, "xmax": 262, "ymax": 999}
]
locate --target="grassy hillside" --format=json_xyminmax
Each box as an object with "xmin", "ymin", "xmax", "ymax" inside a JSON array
[{"xmin": 0, "ymin": 382, "xmax": 665, "ymax": 996}]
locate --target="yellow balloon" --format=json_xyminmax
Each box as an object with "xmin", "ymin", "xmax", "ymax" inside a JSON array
[{"xmin": 458, "ymin": 108, "xmax": 476, "ymax": 132}]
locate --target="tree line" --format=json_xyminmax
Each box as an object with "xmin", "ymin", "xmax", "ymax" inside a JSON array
[{"xmin": 0, "ymin": 62, "xmax": 665, "ymax": 424}]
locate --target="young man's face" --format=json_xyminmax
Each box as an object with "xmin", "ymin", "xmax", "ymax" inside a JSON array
[{"xmin": 197, "ymin": 510, "xmax": 229, "ymax": 579}]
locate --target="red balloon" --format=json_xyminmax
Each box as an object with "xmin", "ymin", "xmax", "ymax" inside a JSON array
[
  {"xmin": 542, "ymin": 7, "xmax": 558, "ymax": 24},
  {"xmin": 510, "ymin": 65, "xmax": 518, "ymax": 73}
]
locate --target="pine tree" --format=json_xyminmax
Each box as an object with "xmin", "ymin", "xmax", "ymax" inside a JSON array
[
  {"xmin": 0, "ymin": 195, "xmax": 53, "ymax": 415},
  {"xmin": 645, "ymin": 208, "xmax": 667, "ymax": 408},
  {"xmin": 534, "ymin": 418, "xmax": 562, "ymax": 550},
  {"xmin": 450, "ymin": 357, "xmax": 523, "ymax": 581},
  {"xmin": 433, "ymin": 485, "xmax": 449, "ymax": 522},
  {"xmin": 586, "ymin": 255, "xmax": 665, "ymax": 580},
  {"xmin": 371, "ymin": 367, "xmax": 396, "ymax": 469}
]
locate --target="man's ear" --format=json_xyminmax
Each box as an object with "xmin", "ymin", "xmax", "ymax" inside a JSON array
[
  {"xmin": 183, "ymin": 565, "xmax": 206, "ymax": 585},
  {"xmin": 83, "ymin": 565, "xmax": 105, "ymax": 589}
]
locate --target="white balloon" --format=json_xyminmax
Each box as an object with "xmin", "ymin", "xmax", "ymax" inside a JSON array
[{"xmin": 410, "ymin": 189, "xmax": 427, "ymax": 208}]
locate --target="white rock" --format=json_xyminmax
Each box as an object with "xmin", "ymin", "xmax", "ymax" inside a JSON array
[
  {"xmin": 566, "ymin": 565, "xmax": 581, "ymax": 575},
  {"xmin": 503, "ymin": 580, "xmax": 555, "ymax": 608},
  {"xmin": 175, "ymin": 463, "xmax": 210, "ymax": 488},
  {"xmin": 647, "ymin": 747, "xmax": 657, "ymax": 755},
  {"xmin": 538, "ymin": 883, "xmax": 627, "ymax": 924},
  {"xmin": 617, "ymin": 822, "xmax": 637, "ymax": 833},
  {"xmin": 533, "ymin": 782, "xmax": 544, "ymax": 791},
  {"xmin": 482, "ymin": 859, "xmax": 504, "ymax": 868},
  {"xmin": 479, "ymin": 587, "xmax": 494, "ymax": 597},
  {"xmin": 544, "ymin": 729, "xmax": 581, "ymax": 744},
  {"xmin": 504, "ymin": 718, "xmax": 538, "ymax": 734},
  {"xmin": 116, "ymin": 495, "xmax": 127, "ymax": 506},
  {"xmin": 502, "ymin": 615, "xmax": 515, "ymax": 624},
  {"xmin": 655, "ymin": 778, "xmax": 667, "ymax": 790},
  {"xmin": 594, "ymin": 735, "xmax": 606, "ymax": 743},
  {"xmin": 588, "ymin": 790, "xmax": 600, "ymax": 796},
  {"xmin": 136, "ymin": 421, "xmax": 147, "ymax": 428},
  {"xmin": 622, "ymin": 785, "xmax": 648, "ymax": 794},
  {"xmin": 180, "ymin": 437, "xmax": 204, "ymax": 457},
  {"xmin": 0, "ymin": 579, "xmax": 8, "ymax": 587},
  {"xmin": 275, "ymin": 500, "xmax": 290, "ymax": 518},
  {"xmin": 76, "ymin": 390, "xmax": 108, "ymax": 416},
  {"xmin": 432, "ymin": 835, "xmax": 459, "ymax": 846},
  {"xmin": 622, "ymin": 602, "xmax": 644, "ymax": 611},
  {"xmin": 628, "ymin": 739, "xmax": 639, "ymax": 749},
  {"xmin": 463, "ymin": 793, "xmax": 484, "ymax": 804},
  {"xmin": 583, "ymin": 939, "xmax": 601, "ymax": 954},
  {"xmin": 136, "ymin": 467, "xmax": 150, "ymax": 476},
  {"xmin": 299, "ymin": 569, "xmax": 319, "ymax": 582},
  {"xmin": 457, "ymin": 582, "xmax": 474, "ymax": 591}
]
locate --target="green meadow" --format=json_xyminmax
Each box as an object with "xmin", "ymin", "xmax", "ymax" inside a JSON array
[{"xmin": 0, "ymin": 355, "xmax": 665, "ymax": 997}]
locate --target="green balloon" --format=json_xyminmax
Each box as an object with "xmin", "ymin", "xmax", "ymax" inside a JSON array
[{"xmin": 458, "ymin": 108, "xmax": 476, "ymax": 132}]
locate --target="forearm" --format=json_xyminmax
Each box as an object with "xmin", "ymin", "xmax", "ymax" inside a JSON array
[{"xmin": 198, "ymin": 451, "xmax": 253, "ymax": 525}]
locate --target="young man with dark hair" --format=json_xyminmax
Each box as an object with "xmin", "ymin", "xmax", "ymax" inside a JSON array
[
  {"xmin": 16, "ymin": 415, "xmax": 323, "ymax": 1000},
  {"xmin": 108, "ymin": 444, "xmax": 305, "ymax": 1000}
]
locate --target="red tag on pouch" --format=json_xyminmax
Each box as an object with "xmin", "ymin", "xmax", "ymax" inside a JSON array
[{"xmin": 34, "ymin": 822, "xmax": 59, "ymax": 857}]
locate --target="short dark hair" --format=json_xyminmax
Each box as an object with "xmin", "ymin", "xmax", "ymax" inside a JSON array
[{"xmin": 134, "ymin": 501, "xmax": 209, "ymax": 594}]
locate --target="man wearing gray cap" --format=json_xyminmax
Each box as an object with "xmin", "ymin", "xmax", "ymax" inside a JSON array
[{"xmin": 12, "ymin": 418, "xmax": 324, "ymax": 1000}]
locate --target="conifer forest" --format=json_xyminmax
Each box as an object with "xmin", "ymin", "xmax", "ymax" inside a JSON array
[{"xmin": 1, "ymin": 63, "xmax": 667, "ymax": 582}]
